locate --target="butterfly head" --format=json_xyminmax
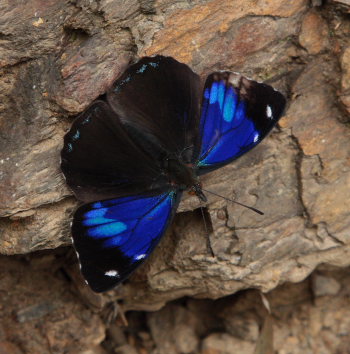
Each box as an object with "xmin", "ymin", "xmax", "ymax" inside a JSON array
[{"xmin": 188, "ymin": 182, "xmax": 207, "ymax": 202}]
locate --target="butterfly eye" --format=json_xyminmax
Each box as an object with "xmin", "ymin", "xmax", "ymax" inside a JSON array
[
  {"xmin": 188, "ymin": 188, "xmax": 196, "ymax": 196},
  {"xmin": 188, "ymin": 183, "xmax": 207, "ymax": 202}
]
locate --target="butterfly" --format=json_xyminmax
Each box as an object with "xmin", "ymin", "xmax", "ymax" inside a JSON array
[{"xmin": 61, "ymin": 56, "xmax": 286, "ymax": 292}]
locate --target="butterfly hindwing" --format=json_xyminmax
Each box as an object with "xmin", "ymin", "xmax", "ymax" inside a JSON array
[
  {"xmin": 197, "ymin": 72, "xmax": 286, "ymax": 173},
  {"xmin": 72, "ymin": 190, "xmax": 180, "ymax": 292}
]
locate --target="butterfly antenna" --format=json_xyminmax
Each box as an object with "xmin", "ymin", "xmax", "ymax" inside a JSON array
[
  {"xmin": 200, "ymin": 206, "xmax": 214, "ymax": 257},
  {"xmin": 201, "ymin": 188, "xmax": 264, "ymax": 215}
]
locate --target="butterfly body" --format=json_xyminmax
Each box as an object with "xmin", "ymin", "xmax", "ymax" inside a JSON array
[{"xmin": 61, "ymin": 56, "xmax": 286, "ymax": 292}]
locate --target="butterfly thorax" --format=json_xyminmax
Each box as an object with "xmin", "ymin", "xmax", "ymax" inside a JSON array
[{"xmin": 164, "ymin": 156, "xmax": 207, "ymax": 202}]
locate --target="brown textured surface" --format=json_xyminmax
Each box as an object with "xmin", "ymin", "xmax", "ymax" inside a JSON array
[
  {"xmin": 0, "ymin": 252, "xmax": 106, "ymax": 353},
  {"xmin": 1, "ymin": 253, "xmax": 350, "ymax": 353},
  {"xmin": 1, "ymin": 0, "xmax": 350, "ymax": 351}
]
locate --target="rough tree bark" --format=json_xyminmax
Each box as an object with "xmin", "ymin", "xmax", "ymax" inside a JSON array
[{"xmin": 0, "ymin": 0, "xmax": 350, "ymax": 352}]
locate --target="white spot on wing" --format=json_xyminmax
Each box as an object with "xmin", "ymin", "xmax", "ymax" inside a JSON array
[
  {"xmin": 134, "ymin": 254, "xmax": 146, "ymax": 261},
  {"xmin": 266, "ymin": 105, "xmax": 273, "ymax": 119},
  {"xmin": 105, "ymin": 270, "xmax": 120, "ymax": 278},
  {"xmin": 253, "ymin": 133, "xmax": 259, "ymax": 143}
]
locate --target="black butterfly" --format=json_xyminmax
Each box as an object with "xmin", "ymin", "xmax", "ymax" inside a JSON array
[{"xmin": 61, "ymin": 56, "xmax": 286, "ymax": 292}]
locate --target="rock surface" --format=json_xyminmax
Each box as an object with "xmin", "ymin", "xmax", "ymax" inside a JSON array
[
  {"xmin": 0, "ymin": 252, "xmax": 106, "ymax": 353},
  {"xmin": 0, "ymin": 253, "xmax": 349, "ymax": 353},
  {"xmin": 1, "ymin": 0, "xmax": 350, "ymax": 328}
]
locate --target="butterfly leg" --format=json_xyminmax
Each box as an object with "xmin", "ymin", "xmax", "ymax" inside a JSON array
[
  {"xmin": 200, "ymin": 206, "xmax": 215, "ymax": 257},
  {"xmin": 102, "ymin": 301, "xmax": 128, "ymax": 326}
]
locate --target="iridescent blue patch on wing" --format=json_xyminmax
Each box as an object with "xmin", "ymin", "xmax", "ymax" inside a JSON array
[
  {"xmin": 79, "ymin": 192, "xmax": 175, "ymax": 260},
  {"xmin": 67, "ymin": 143, "xmax": 73, "ymax": 152},
  {"xmin": 102, "ymin": 236, "xmax": 124, "ymax": 247},
  {"xmin": 88, "ymin": 221, "xmax": 127, "ymax": 238},
  {"xmin": 84, "ymin": 208, "xmax": 108, "ymax": 218},
  {"xmin": 234, "ymin": 101, "xmax": 246, "ymax": 127},
  {"xmin": 199, "ymin": 116, "xmax": 256, "ymax": 166},
  {"xmin": 209, "ymin": 82, "xmax": 218, "ymax": 104},
  {"xmin": 222, "ymin": 87, "xmax": 236, "ymax": 122},
  {"xmin": 199, "ymin": 94, "xmax": 221, "ymax": 154},
  {"xmin": 83, "ymin": 216, "xmax": 116, "ymax": 227},
  {"xmin": 104, "ymin": 198, "xmax": 161, "ymax": 220},
  {"xmin": 120, "ymin": 193, "xmax": 174, "ymax": 258},
  {"xmin": 92, "ymin": 201, "xmax": 103, "ymax": 209},
  {"xmin": 198, "ymin": 78, "xmax": 264, "ymax": 167},
  {"xmin": 217, "ymin": 81, "xmax": 226, "ymax": 110}
]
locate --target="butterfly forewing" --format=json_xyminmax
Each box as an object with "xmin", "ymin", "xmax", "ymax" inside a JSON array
[
  {"xmin": 197, "ymin": 72, "xmax": 286, "ymax": 173},
  {"xmin": 72, "ymin": 191, "xmax": 181, "ymax": 292},
  {"xmin": 61, "ymin": 101, "xmax": 164, "ymax": 202},
  {"xmin": 107, "ymin": 56, "xmax": 201, "ymax": 163}
]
